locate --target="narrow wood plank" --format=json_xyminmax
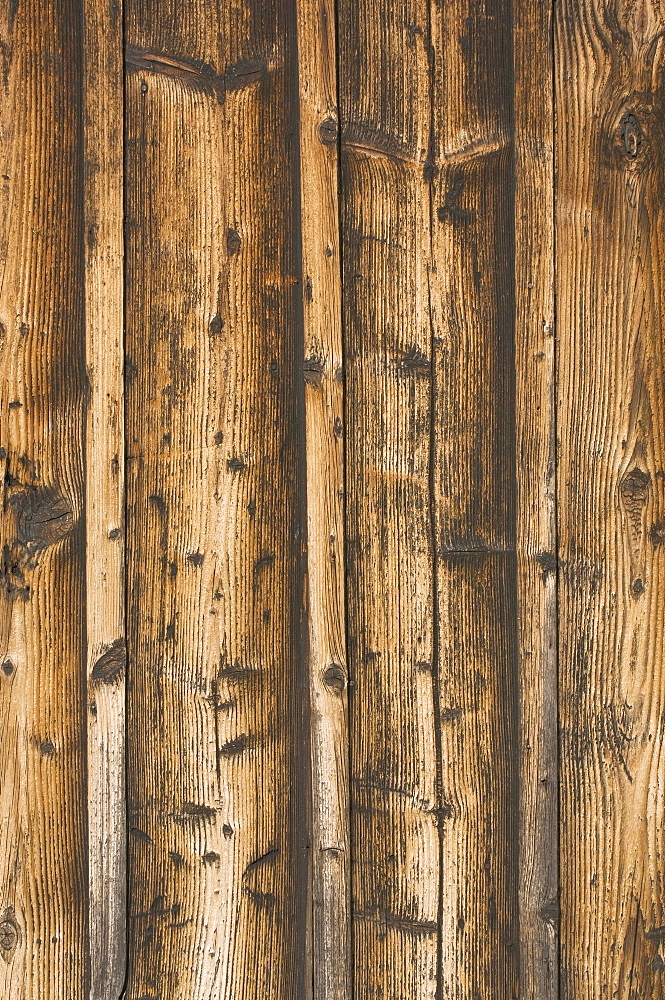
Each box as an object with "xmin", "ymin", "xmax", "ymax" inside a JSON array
[
  {"xmin": 555, "ymin": 2, "xmax": 665, "ymax": 996},
  {"xmin": 514, "ymin": 2, "xmax": 558, "ymax": 997},
  {"xmin": 0, "ymin": 1, "xmax": 88, "ymax": 997},
  {"xmin": 83, "ymin": 0, "xmax": 126, "ymax": 995},
  {"xmin": 428, "ymin": 1, "xmax": 519, "ymax": 995},
  {"xmin": 338, "ymin": 2, "xmax": 440, "ymax": 998},
  {"xmin": 296, "ymin": 1, "xmax": 350, "ymax": 997},
  {"xmin": 123, "ymin": 1, "xmax": 309, "ymax": 997}
]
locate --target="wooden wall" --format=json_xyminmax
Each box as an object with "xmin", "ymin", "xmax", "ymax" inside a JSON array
[{"xmin": 0, "ymin": 0, "xmax": 663, "ymax": 997}]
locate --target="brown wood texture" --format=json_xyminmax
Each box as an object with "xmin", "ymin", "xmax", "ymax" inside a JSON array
[
  {"xmin": 0, "ymin": 1, "xmax": 664, "ymax": 998},
  {"xmin": 123, "ymin": 0, "xmax": 309, "ymax": 998},
  {"xmin": 296, "ymin": 0, "xmax": 350, "ymax": 997},
  {"xmin": 429, "ymin": 3, "xmax": 519, "ymax": 995},
  {"xmin": 0, "ymin": 1, "xmax": 88, "ymax": 997},
  {"xmin": 83, "ymin": 0, "xmax": 126, "ymax": 995},
  {"xmin": 515, "ymin": 1, "xmax": 558, "ymax": 998},
  {"xmin": 555, "ymin": 2, "xmax": 665, "ymax": 997},
  {"xmin": 338, "ymin": 1, "xmax": 439, "ymax": 998}
]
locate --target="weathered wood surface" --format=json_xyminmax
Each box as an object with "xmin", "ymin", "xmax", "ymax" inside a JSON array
[
  {"xmin": 296, "ymin": 0, "xmax": 349, "ymax": 997},
  {"xmin": 514, "ymin": 1, "xmax": 558, "ymax": 997},
  {"xmin": 83, "ymin": 0, "xmax": 126, "ymax": 994},
  {"xmin": 555, "ymin": 1, "xmax": 665, "ymax": 997},
  {"xmin": 123, "ymin": 0, "xmax": 309, "ymax": 998},
  {"xmin": 429, "ymin": 2, "xmax": 520, "ymax": 995},
  {"xmin": 0, "ymin": 1, "xmax": 88, "ymax": 998},
  {"xmin": 338, "ymin": 1, "xmax": 439, "ymax": 999},
  {"xmin": 0, "ymin": 1, "xmax": 664, "ymax": 998}
]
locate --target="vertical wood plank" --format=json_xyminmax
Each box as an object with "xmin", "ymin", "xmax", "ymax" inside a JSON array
[
  {"xmin": 555, "ymin": 2, "xmax": 665, "ymax": 996},
  {"xmin": 429, "ymin": 1, "xmax": 519, "ymax": 995},
  {"xmin": 296, "ymin": 0, "xmax": 350, "ymax": 997},
  {"xmin": 0, "ymin": 1, "xmax": 88, "ymax": 997},
  {"xmin": 338, "ymin": 2, "xmax": 440, "ymax": 998},
  {"xmin": 123, "ymin": 2, "xmax": 309, "ymax": 998},
  {"xmin": 83, "ymin": 0, "xmax": 126, "ymax": 995},
  {"xmin": 514, "ymin": 1, "xmax": 558, "ymax": 997}
]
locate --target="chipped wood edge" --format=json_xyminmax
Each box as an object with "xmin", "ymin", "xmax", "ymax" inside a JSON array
[
  {"xmin": 296, "ymin": 0, "xmax": 350, "ymax": 996},
  {"xmin": 83, "ymin": 0, "xmax": 126, "ymax": 996}
]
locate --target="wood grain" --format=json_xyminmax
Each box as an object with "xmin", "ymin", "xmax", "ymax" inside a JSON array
[
  {"xmin": 296, "ymin": 0, "xmax": 349, "ymax": 996},
  {"xmin": 83, "ymin": 0, "xmax": 126, "ymax": 994},
  {"xmin": 338, "ymin": 1, "xmax": 440, "ymax": 998},
  {"xmin": 514, "ymin": 0, "xmax": 558, "ymax": 997},
  {"xmin": 123, "ymin": 1, "xmax": 309, "ymax": 997},
  {"xmin": 0, "ymin": 1, "xmax": 88, "ymax": 997},
  {"xmin": 1, "ymin": 3, "xmax": 664, "ymax": 998},
  {"xmin": 428, "ymin": 1, "xmax": 519, "ymax": 996},
  {"xmin": 555, "ymin": 1, "xmax": 665, "ymax": 997}
]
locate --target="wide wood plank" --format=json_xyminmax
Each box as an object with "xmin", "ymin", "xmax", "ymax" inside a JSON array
[
  {"xmin": 83, "ymin": 0, "xmax": 126, "ymax": 994},
  {"xmin": 555, "ymin": 2, "xmax": 665, "ymax": 997},
  {"xmin": 123, "ymin": 1, "xmax": 309, "ymax": 997},
  {"xmin": 296, "ymin": 0, "xmax": 349, "ymax": 997},
  {"xmin": 0, "ymin": 1, "xmax": 88, "ymax": 997},
  {"xmin": 338, "ymin": 2, "xmax": 440, "ymax": 998},
  {"xmin": 514, "ymin": 1, "xmax": 558, "ymax": 997},
  {"xmin": 429, "ymin": 1, "xmax": 519, "ymax": 995}
]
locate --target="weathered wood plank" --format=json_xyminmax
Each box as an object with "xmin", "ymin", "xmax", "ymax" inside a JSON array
[
  {"xmin": 555, "ymin": 2, "xmax": 665, "ymax": 997},
  {"xmin": 123, "ymin": 1, "xmax": 309, "ymax": 998},
  {"xmin": 429, "ymin": 1, "xmax": 519, "ymax": 995},
  {"xmin": 338, "ymin": 2, "xmax": 440, "ymax": 998},
  {"xmin": 296, "ymin": 0, "xmax": 349, "ymax": 996},
  {"xmin": 514, "ymin": 1, "xmax": 558, "ymax": 997},
  {"xmin": 0, "ymin": 1, "xmax": 88, "ymax": 997},
  {"xmin": 83, "ymin": 0, "xmax": 126, "ymax": 994}
]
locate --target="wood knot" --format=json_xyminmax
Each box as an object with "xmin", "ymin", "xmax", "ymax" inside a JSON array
[
  {"xmin": 10, "ymin": 486, "xmax": 73, "ymax": 550},
  {"xmin": 303, "ymin": 356, "xmax": 325, "ymax": 386},
  {"xmin": 619, "ymin": 468, "xmax": 650, "ymax": 533},
  {"xmin": 218, "ymin": 733, "xmax": 251, "ymax": 757},
  {"xmin": 650, "ymin": 520, "xmax": 665, "ymax": 547},
  {"xmin": 209, "ymin": 313, "xmax": 224, "ymax": 336},
  {"xmin": 0, "ymin": 908, "xmax": 19, "ymax": 959},
  {"xmin": 397, "ymin": 346, "xmax": 430, "ymax": 375},
  {"xmin": 322, "ymin": 663, "xmax": 346, "ymax": 693},
  {"xmin": 318, "ymin": 116, "xmax": 338, "ymax": 146},
  {"xmin": 620, "ymin": 112, "xmax": 642, "ymax": 160},
  {"xmin": 227, "ymin": 228, "xmax": 241, "ymax": 254},
  {"xmin": 535, "ymin": 551, "xmax": 557, "ymax": 582},
  {"xmin": 91, "ymin": 638, "xmax": 126, "ymax": 684}
]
